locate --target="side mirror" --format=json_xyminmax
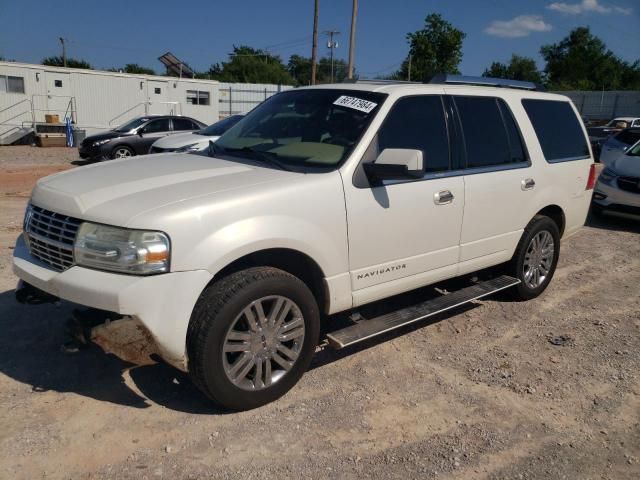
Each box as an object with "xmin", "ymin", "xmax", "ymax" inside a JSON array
[
  {"xmin": 138, "ymin": 129, "xmax": 145, "ymax": 137},
  {"xmin": 363, "ymin": 148, "xmax": 424, "ymax": 182}
]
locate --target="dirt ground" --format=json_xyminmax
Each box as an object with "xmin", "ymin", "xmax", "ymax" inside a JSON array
[{"xmin": 0, "ymin": 145, "xmax": 638, "ymax": 480}]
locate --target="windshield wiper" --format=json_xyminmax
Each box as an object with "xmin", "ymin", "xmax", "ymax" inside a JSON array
[{"xmin": 223, "ymin": 146, "xmax": 292, "ymax": 172}]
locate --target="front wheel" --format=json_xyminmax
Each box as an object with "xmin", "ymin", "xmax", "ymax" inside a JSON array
[
  {"xmin": 187, "ymin": 267, "xmax": 320, "ymax": 410},
  {"xmin": 110, "ymin": 145, "xmax": 134, "ymax": 159},
  {"xmin": 508, "ymin": 215, "xmax": 560, "ymax": 300}
]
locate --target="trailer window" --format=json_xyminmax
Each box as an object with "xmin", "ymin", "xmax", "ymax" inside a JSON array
[
  {"xmin": 187, "ymin": 90, "xmax": 210, "ymax": 106},
  {"xmin": 0, "ymin": 75, "xmax": 25, "ymax": 94}
]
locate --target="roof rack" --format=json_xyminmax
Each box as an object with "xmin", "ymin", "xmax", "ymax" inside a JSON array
[
  {"xmin": 429, "ymin": 74, "xmax": 541, "ymax": 91},
  {"xmin": 343, "ymin": 78, "xmax": 421, "ymax": 85}
]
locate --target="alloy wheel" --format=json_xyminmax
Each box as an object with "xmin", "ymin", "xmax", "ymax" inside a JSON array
[
  {"xmin": 523, "ymin": 230, "xmax": 555, "ymax": 289},
  {"xmin": 222, "ymin": 295, "xmax": 305, "ymax": 391}
]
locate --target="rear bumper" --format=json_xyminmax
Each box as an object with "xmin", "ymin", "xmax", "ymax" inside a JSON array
[{"xmin": 12, "ymin": 234, "xmax": 213, "ymax": 371}]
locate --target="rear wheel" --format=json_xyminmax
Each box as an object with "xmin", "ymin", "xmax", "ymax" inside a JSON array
[
  {"xmin": 509, "ymin": 215, "xmax": 560, "ymax": 300},
  {"xmin": 187, "ymin": 267, "xmax": 320, "ymax": 410}
]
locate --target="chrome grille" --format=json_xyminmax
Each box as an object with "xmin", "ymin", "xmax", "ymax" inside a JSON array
[
  {"xmin": 617, "ymin": 176, "xmax": 640, "ymax": 194},
  {"xmin": 24, "ymin": 205, "xmax": 82, "ymax": 271}
]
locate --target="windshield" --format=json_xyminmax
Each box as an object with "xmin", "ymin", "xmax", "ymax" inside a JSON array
[
  {"xmin": 114, "ymin": 117, "xmax": 151, "ymax": 133},
  {"xmin": 214, "ymin": 89, "xmax": 387, "ymax": 169},
  {"xmin": 198, "ymin": 115, "xmax": 243, "ymax": 136}
]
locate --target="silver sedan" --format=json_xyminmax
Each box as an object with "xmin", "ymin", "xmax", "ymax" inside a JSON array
[{"xmin": 592, "ymin": 141, "xmax": 640, "ymax": 217}]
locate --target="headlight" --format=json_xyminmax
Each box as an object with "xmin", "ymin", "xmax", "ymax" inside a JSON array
[
  {"xmin": 599, "ymin": 167, "xmax": 617, "ymax": 183},
  {"xmin": 175, "ymin": 142, "xmax": 202, "ymax": 152},
  {"xmin": 74, "ymin": 222, "xmax": 170, "ymax": 275},
  {"xmin": 92, "ymin": 139, "xmax": 111, "ymax": 147}
]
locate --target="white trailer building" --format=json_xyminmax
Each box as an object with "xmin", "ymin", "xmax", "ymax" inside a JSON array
[{"xmin": 0, "ymin": 61, "xmax": 221, "ymax": 144}]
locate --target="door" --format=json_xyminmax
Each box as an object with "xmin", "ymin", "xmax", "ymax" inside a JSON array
[
  {"xmin": 146, "ymin": 79, "xmax": 169, "ymax": 115},
  {"xmin": 343, "ymin": 94, "xmax": 465, "ymax": 306},
  {"xmin": 450, "ymin": 94, "xmax": 533, "ymax": 274},
  {"xmin": 44, "ymin": 72, "xmax": 72, "ymax": 123},
  {"xmin": 135, "ymin": 117, "xmax": 172, "ymax": 154}
]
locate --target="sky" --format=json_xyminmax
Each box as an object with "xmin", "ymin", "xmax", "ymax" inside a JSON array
[{"xmin": 1, "ymin": 0, "xmax": 638, "ymax": 79}]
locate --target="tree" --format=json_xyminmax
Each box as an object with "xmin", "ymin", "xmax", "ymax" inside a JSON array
[
  {"xmin": 206, "ymin": 46, "xmax": 294, "ymax": 84},
  {"xmin": 42, "ymin": 56, "xmax": 92, "ymax": 69},
  {"xmin": 540, "ymin": 27, "xmax": 640, "ymax": 90},
  {"xmin": 288, "ymin": 55, "xmax": 352, "ymax": 85},
  {"xmin": 483, "ymin": 54, "xmax": 542, "ymax": 84},
  {"xmin": 395, "ymin": 13, "xmax": 465, "ymax": 82},
  {"xmin": 123, "ymin": 63, "xmax": 155, "ymax": 75}
]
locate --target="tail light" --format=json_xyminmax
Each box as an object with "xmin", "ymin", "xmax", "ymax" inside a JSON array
[{"xmin": 586, "ymin": 164, "xmax": 597, "ymax": 190}]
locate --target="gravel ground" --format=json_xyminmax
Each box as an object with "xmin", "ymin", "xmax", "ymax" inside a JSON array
[{"xmin": 0, "ymin": 146, "xmax": 638, "ymax": 480}]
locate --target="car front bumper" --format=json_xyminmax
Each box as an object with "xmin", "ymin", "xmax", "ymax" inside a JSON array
[
  {"xmin": 593, "ymin": 178, "xmax": 640, "ymax": 214},
  {"xmin": 12, "ymin": 234, "xmax": 212, "ymax": 371},
  {"xmin": 78, "ymin": 143, "xmax": 110, "ymax": 160}
]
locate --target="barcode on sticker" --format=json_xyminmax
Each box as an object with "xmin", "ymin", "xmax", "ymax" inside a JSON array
[{"xmin": 333, "ymin": 96, "xmax": 378, "ymax": 113}]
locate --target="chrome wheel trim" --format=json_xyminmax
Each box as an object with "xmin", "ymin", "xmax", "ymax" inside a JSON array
[
  {"xmin": 114, "ymin": 148, "xmax": 132, "ymax": 158},
  {"xmin": 222, "ymin": 295, "xmax": 305, "ymax": 391},
  {"xmin": 523, "ymin": 230, "xmax": 555, "ymax": 289}
]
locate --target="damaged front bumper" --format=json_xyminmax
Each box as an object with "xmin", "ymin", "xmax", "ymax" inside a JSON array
[{"xmin": 12, "ymin": 234, "xmax": 213, "ymax": 371}]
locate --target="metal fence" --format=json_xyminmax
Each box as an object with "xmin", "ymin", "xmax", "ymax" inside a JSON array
[
  {"xmin": 555, "ymin": 90, "xmax": 640, "ymax": 121},
  {"xmin": 218, "ymin": 83, "xmax": 295, "ymax": 117}
]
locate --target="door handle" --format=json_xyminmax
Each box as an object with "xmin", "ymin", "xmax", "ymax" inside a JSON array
[
  {"xmin": 434, "ymin": 190, "xmax": 454, "ymax": 205},
  {"xmin": 521, "ymin": 178, "xmax": 535, "ymax": 191}
]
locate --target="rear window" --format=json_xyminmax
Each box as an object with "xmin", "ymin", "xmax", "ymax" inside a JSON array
[
  {"xmin": 614, "ymin": 129, "xmax": 640, "ymax": 146},
  {"xmin": 522, "ymin": 99, "xmax": 589, "ymax": 162}
]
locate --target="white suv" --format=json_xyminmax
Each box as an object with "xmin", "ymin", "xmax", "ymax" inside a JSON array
[{"xmin": 13, "ymin": 76, "xmax": 595, "ymax": 410}]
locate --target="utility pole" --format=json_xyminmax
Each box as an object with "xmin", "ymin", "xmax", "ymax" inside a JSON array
[
  {"xmin": 59, "ymin": 37, "xmax": 67, "ymax": 67},
  {"xmin": 324, "ymin": 30, "xmax": 340, "ymax": 83},
  {"xmin": 311, "ymin": 0, "xmax": 319, "ymax": 85},
  {"xmin": 347, "ymin": 0, "xmax": 358, "ymax": 80}
]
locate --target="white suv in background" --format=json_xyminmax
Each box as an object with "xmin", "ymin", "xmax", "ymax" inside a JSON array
[{"xmin": 13, "ymin": 76, "xmax": 594, "ymax": 410}]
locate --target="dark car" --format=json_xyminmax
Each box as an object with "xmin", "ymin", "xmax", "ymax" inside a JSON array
[{"xmin": 78, "ymin": 115, "xmax": 207, "ymax": 160}]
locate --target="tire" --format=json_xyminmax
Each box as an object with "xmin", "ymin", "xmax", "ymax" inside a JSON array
[
  {"xmin": 110, "ymin": 145, "xmax": 134, "ymax": 159},
  {"xmin": 508, "ymin": 215, "xmax": 560, "ymax": 301},
  {"xmin": 187, "ymin": 267, "xmax": 320, "ymax": 410},
  {"xmin": 590, "ymin": 203, "xmax": 605, "ymax": 217}
]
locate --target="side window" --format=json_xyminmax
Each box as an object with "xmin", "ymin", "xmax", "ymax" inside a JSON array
[
  {"xmin": 498, "ymin": 100, "xmax": 527, "ymax": 163},
  {"xmin": 173, "ymin": 118, "xmax": 197, "ymax": 131},
  {"xmin": 521, "ymin": 99, "xmax": 589, "ymax": 162},
  {"xmin": 454, "ymin": 96, "xmax": 517, "ymax": 169},
  {"xmin": 141, "ymin": 118, "xmax": 170, "ymax": 134},
  {"xmin": 377, "ymin": 95, "xmax": 450, "ymax": 173}
]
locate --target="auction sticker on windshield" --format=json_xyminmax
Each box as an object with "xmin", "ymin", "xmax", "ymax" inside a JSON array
[{"xmin": 333, "ymin": 96, "xmax": 378, "ymax": 114}]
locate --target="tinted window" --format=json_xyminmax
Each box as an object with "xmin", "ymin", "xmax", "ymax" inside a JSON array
[
  {"xmin": 522, "ymin": 99, "xmax": 589, "ymax": 162},
  {"xmin": 615, "ymin": 129, "xmax": 640, "ymax": 146},
  {"xmin": 142, "ymin": 118, "xmax": 170, "ymax": 133},
  {"xmin": 454, "ymin": 96, "xmax": 514, "ymax": 168},
  {"xmin": 173, "ymin": 118, "xmax": 197, "ymax": 131},
  {"xmin": 498, "ymin": 100, "xmax": 527, "ymax": 163},
  {"xmin": 377, "ymin": 96, "xmax": 449, "ymax": 173}
]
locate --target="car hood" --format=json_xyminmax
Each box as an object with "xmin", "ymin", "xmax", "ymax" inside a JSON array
[
  {"xmin": 152, "ymin": 132, "xmax": 218, "ymax": 150},
  {"xmin": 611, "ymin": 154, "xmax": 640, "ymax": 177},
  {"xmin": 82, "ymin": 130, "xmax": 129, "ymax": 144},
  {"xmin": 30, "ymin": 153, "xmax": 294, "ymax": 227}
]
